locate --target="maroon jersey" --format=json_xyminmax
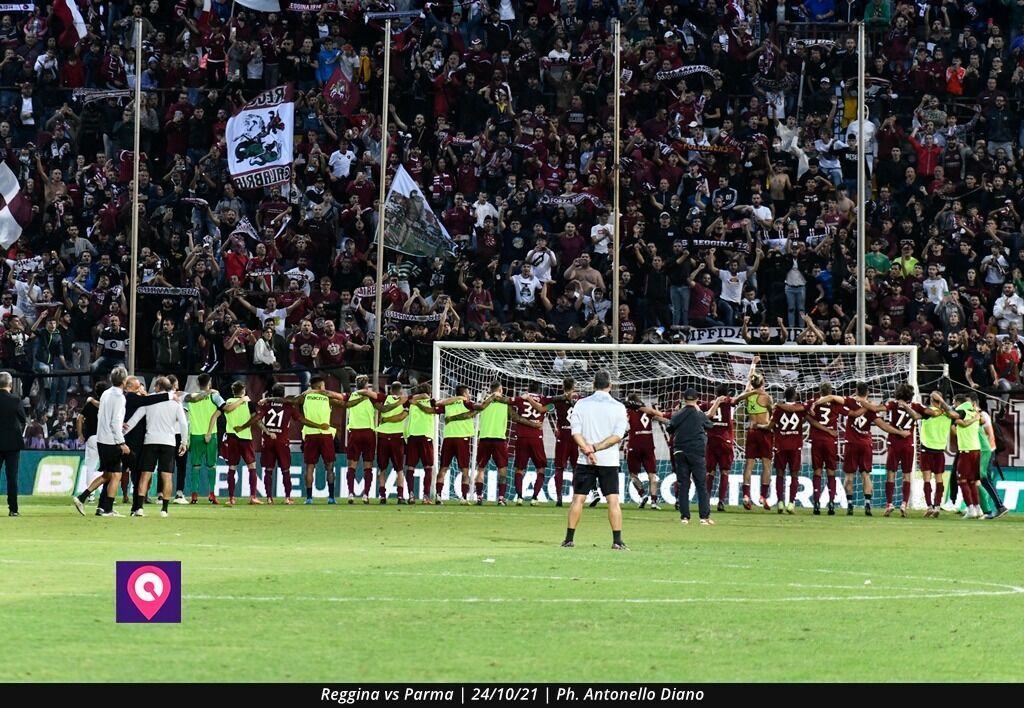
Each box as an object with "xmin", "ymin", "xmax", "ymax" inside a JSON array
[
  {"xmin": 319, "ymin": 332, "xmax": 349, "ymax": 367},
  {"xmin": 885, "ymin": 401, "xmax": 925, "ymax": 447},
  {"xmin": 805, "ymin": 400, "xmax": 843, "ymax": 443},
  {"xmin": 772, "ymin": 407, "xmax": 805, "ymax": 451},
  {"xmin": 626, "ymin": 404, "xmax": 657, "ymax": 450},
  {"xmin": 512, "ymin": 395, "xmax": 546, "ymax": 440},
  {"xmin": 260, "ymin": 400, "xmax": 293, "ymax": 437},
  {"xmin": 844, "ymin": 397, "xmax": 877, "ymax": 446},
  {"xmin": 290, "ymin": 331, "xmax": 319, "ymax": 366},
  {"xmin": 552, "ymin": 395, "xmax": 577, "ymax": 437},
  {"xmin": 703, "ymin": 397, "xmax": 734, "ymax": 443}
]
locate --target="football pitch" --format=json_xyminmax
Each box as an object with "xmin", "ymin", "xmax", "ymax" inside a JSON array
[{"xmin": 1, "ymin": 498, "xmax": 1023, "ymax": 683}]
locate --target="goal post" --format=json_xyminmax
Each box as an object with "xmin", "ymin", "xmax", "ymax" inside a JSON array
[{"xmin": 431, "ymin": 342, "xmax": 918, "ymax": 507}]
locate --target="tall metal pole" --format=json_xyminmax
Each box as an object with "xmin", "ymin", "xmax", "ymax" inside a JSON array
[
  {"xmin": 128, "ymin": 18, "xmax": 143, "ymax": 375},
  {"xmin": 611, "ymin": 19, "xmax": 621, "ymax": 346},
  {"xmin": 372, "ymin": 19, "xmax": 392, "ymax": 387},
  {"xmin": 856, "ymin": 22, "xmax": 866, "ymax": 346}
]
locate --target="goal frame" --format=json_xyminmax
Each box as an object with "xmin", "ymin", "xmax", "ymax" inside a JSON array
[{"xmin": 430, "ymin": 342, "xmax": 918, "ymax": 503}]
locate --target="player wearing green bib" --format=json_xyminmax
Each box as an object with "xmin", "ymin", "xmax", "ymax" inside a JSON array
[
  {"xmin": 183, "ymin": 373, "xmax": 225, "ymax": 504},
  {"xmin": 294, "ymin": 376, "xmax": 348, "ymax": 504},
  {"xmin": 375, "ymin": 382, "xmax": 409, "ymax": 503},
  {"xmin": 380, "ymin": 383, "xmax": 466, "ymax": 504},
  {"xmin": 343, "ymin": 375, "xmax": 380, "ymax": 504},
  {"xmin": 741, "ymin": 358, "xmax": 775, "ymax": 511},
  {"xmin": 476, "ymin": 381, "xmax": 511, "ymax": 506},
  {"xmin": 219, "ymin": 380, "xmax": 257, "ymax": 506},
  {"xmin": 918, "ymin": 391, "xmax": 959, "ymax": 518},
  {"xmin": 439, "ymin": 384, "xmax": 482, "ymax": 504},
  {"xmin": 952, "ymin": 395, "xmax": 983, "ymax": 518}
]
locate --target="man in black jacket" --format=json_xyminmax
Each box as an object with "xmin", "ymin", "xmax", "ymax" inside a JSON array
[
  {"xmin": 0, "ymin": 371, "xmax": 28, "ymax": 516},
  {"xmin": 666, "ymin": 388, "xmax": 720, "ymax": 525}
]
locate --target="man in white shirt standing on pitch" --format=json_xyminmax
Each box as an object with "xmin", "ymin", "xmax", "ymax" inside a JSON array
[
  {"xmin": 563, "ymin": 369, "xmax": 629, "ymax": 550},
  {"xmin": 95, "ymin": 366, "xmax": 130, "ymax": 517},
  {"xmin": 124, "ymin": 376, "xmax": 189, "ymax": 518}
]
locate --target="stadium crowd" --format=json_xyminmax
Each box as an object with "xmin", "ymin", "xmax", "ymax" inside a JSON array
[{"xmin": 2, "ymin": 0, "xmax": 1024, "ymax": 449}]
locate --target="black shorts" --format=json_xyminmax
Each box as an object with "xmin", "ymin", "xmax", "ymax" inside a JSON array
[
  {"xmin": 97, "ymin": 442, "xmax": 125, "ymax": 473},
  {"xmin": 139, "ymin": 444, "xmax": 176, "ymax": 474},
  {"xmin": 573, "ymin": 464, "xmax": 620, "ymax": 497}
]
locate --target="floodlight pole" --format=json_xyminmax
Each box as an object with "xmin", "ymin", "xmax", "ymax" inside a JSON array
[
  {"xmin": 612, "ymin": 19, "xmax": 621, "ymax": 346},
  {"xmin": 372, "ymin": 18, "xmax": 392, "ymax": 388},
  {"xmin": 856, "ymin": 22, "xmax": 866, "ymax": 347},
  {"xmin": 128, "ymin": 18, "xmax": 143, "ymax": 375}
]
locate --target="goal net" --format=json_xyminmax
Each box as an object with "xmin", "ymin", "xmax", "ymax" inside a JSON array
[{"xmin": 431, "ymin": 343, "xmax": 918, "ymax": 508}]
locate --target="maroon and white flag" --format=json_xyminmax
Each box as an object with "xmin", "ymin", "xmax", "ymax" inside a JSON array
[
  {"xmin": 54, "ymin": 0, "xmax": 88, "ymax": 48},
  {"xmin": 0, "ymin": 162, "xmax": 32, "ymax": 249},
  {"xmin": 323, "ymin": 65, "xmax": 360, "ymax": 115}
]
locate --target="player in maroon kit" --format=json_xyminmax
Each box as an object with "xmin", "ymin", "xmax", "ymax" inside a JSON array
[
  {"xmin": 702, "ymin": 384, "xmax": 757, "ymax": 512},
  {"xmin": 289, "ymin": 318, "xmax": 319, "ymax": 392},
  {"xmin": 509, "ymin": 382, "xmax": 550, "ymax": 506},
  {"xmin": 805, "ymin": 383, "xmax": 846, "ymax": 516},
  {"xmin": 624, "ymin": 392, "xmax": 670, "ymax": 509},
  {"xmin": 238, "ymin": 384, "xmax": 295, "ymax": 504},
  {"xmin": 842, "ymin": 383, "xmax": 908, "ymax": 516},
  {"xmin": 766, "ymin": 387, "xmax": 807, "ymax": 514},
  {"xmin": 881, "ymin": 384, "xmax": 927, "ymax": 517},
  {"xmin": 550, "ymin": 378, "xmax": 579, "ymax": 508}
]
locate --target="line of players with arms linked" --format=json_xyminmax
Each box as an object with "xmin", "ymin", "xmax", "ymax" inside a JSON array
[{"xmin": 68, "ymin": 355, "xmax": 1005, "ymax": 520}]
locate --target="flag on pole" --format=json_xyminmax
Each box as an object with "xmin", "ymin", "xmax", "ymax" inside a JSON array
[
  {"xmin": 235, "ymin": 0, "xmax": 282, "ymax": 11},
  {"xmin": 322, "ymin": 65, "xmax": 360, "ymax": 115},
  {"xmin": 226, "ymin": 86, "xmax": 295, "ymax": 191},
  {"xmin": 0, "ymin": 162, "xmax": 32, "ymax": 249},
  {"xmin": 380, "ymin": 165, "xmax": 456, "ymax": 259},
  {"xmin": 53, "ymin": 0, "xmax": 88, "ymax": 48}
]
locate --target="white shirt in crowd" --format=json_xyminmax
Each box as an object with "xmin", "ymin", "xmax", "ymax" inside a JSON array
[
  {"xmin": 328, "ymin": 149, "xmax": 355, "ymax": 179},
  {"xmin": 719, "ymin": 269, "xmax": 748, "ymax": 304},
  {"xmin": 922, "ymin": 276, "xmax": 949, "ymax": 305},
  {"xmin": 471, "ymin": 199, "xmax": 499, "ymax": 228},
  {"xmin": 571, "ymin": 390, "xmax": 628, "ymax": 467},
  {"xmin": 125, "ymin": 398, "xmax": 188, "ymax": 447},
  {"xmin": 96, "ymin": 386, "xmax": 126, "ymax": 446},
  {"xmin": 284, "ymin": 267, "xmax": 315, "ymax": 295},
  {"xmin": 525, "ymin": 247, "xmax": 557, "ymax": 282},
  {"xmin": 512, "ymin": 272, "xmax": 542, "ymax": 307}
]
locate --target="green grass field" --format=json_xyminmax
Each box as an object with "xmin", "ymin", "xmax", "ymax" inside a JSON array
[{"xmin": 1, "ymin": 497, "xmax": 1023, "ymax": 682}]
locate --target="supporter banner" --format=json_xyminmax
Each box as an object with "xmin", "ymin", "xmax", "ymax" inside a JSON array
[
  {"xmin": 380, "ymin": 165, "xmax": 456, "ymax": 259},
  {"xmin": 654, "ymin": 65, "xmax": 718, "ymax": 82},
  {"xmin": 672, "ymin": 140, "xmax": 739, "ymax": 155},
  {"xmin": 788, "ymin": 38, "xmax": 837, "ymax": 51},
  {"xmin": 683, "ymin": 326, "xmax": 800, "ymax": 344},
  {"xmin": 235, "ymin": 0, "xmax": 281, "ymax": 11},
  {"xmin": 384, "ymin": 310, "xmax": 443, "ymax": 324},
  {"xmin": 0, "ymin": 161, "xmax": 31, "ymax": 248},
  {"xmin": 181, "ymin": 197, "xmax": 209, "ymax": 207},
  {"xmin": 323, "ymin": 64, "xmax": 360, "ymax": 115},
  {"xmin": 6, "ymin": 255, "xmax": 44, "ymax": 280},
  {"xmin": 287, "ymin": 1, "xmax": 337, "ymax": 12},
  {"xmin": 136, "ymin": 286, "xmax": 200, "ymax": 298},
  {"xmin": 0, "ymin": 4, "xmax": 36, "ymax": 11},
  {"xmin": 680, "ymin": 239, "xmax": 751, "ymax": 253},
  {"xmin": 71, "ymin": 88, "xmax": 132, "ymax": 104},
  {"xmin": 229, "ymin": 216, "xmax": 259, "ymax": 241},
  {"xmin": 227, "ymin": 86, "xmax": 295, "ymax": 191},
  {"xmin": 538, "ymin": 193, "xmax": 606, "ymax": 210}
]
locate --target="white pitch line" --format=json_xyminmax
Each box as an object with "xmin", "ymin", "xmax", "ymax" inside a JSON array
[{"xmin": 1, "ymin": 589, "xmax": 1020, "ymax": 604}]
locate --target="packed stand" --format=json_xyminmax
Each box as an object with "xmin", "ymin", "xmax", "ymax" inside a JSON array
[{"xmin": 0, "ymin": 0, "xmax": 1023, "ymax": 447}]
